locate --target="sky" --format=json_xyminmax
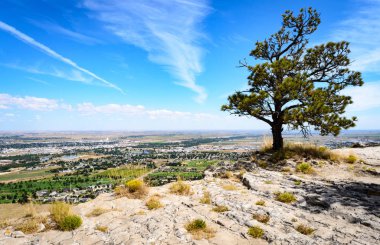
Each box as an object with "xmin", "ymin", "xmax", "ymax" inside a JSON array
[{"xmin": 0, "ymin": 0, "xmax": 380, "ymax": 131}]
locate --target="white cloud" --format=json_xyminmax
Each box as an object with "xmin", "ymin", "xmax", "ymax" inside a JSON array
[
  {"xmin": 29, "ymin": 20, "xmax": 100, "ymax": 45},
  {"xmin": 344, "ymin": 82, "xmax": 380, "ymax": 111},
  {"xmin": 0, "ymin": 93, "xmax": 60, "ymax": 111},
  {"xmin": 82, "ymin": 0, "xmax": 211, "ymax": 102},
  {"xmin": 333, "ymin": 0, "xmax": 380, "ymax": 72},
  {"xmin": 0, "ymin": 21, "xmax": 123, "ymax": 93}
]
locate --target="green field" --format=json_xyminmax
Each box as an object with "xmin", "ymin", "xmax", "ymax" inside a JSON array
[{"xmin": 0, "ymin": 168, "xmax": 57, "ymax": 182}]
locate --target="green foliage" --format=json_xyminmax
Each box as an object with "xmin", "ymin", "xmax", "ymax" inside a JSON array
[
  {"xmin": 58, "ymin": 215, "xmax": 82, "ymax": 231},
  {"xmin": 221, "ymin": 7, "xmax": 364, "ymax": 151},
  {"xmin": 50, "ymin": 202, "xmax": 71, "ymax": 224},
  {"xmin": 275, "ymin": 192, "xmax": 297, "ymax": 203},
  {"xmin": 346, "ymin": 155, "xmax": 357, "ymax": 164},
  {"xmin": 255, "ymin": 200, "xmax": 266, "ymax": 206},
  {"xmin": 295, "ymin": 162, "xmax": 314, "ymax": 174},
  {"xmin": 185, "ymin": 219, "xmax": 206, "ymax": 231},
  {"xmin": 294, "ymin": 180, "xmax": 302, "ymax": 185},
  {"xmin": 248, "ymin": 226, "xmax": 264, "ymax": 238}
]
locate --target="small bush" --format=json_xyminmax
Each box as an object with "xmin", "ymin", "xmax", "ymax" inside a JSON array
[
  {"xmin": 200, "ymin": 191, "xmax": 211, "ymax": 204},
  {"xmin": 58, "ymin": 215, "xmax": 82, "ymax": 231},
  {"xmin": 116, "ymin": 179, "xmax": 148, "ymax": 198},
  {"xmin": 50, "ymin": 202, "xmax": 71, "ymax": 224},
  {"xmin": 255, "ymin": 200, "xmax": 266, "ymax": 206},
  {"xmin": 212, "ymin": 205, "xmax": 229, "ymax": 213},
  {"xmin": 296, "ymin": 224, "xmax": 315, "ymax": 235},
  {"xmin": 295, "ymin": 162, "xmax": 314, "ymax": 174},
  {"xmin": 185, "ymin": 219, "xmax": 215, "ymax": 240},
  {"xmin": 346, "ymin": 155, "xmax": 357, "ymax": 164},
  {"xmin": 257, "ymin": 160, "xmax": 268, "ymax": 169},
  {"xmin": 294, "ymin": 180, "xmax": 302, "ymax": 186},
  {"xmin": 264, "ymin": 180, "xmax": 273, "ymax": 184},
  {"xmin": 16, "ymin": 219, "xmax": 39, "ymax": 234},
  {"xmin": 252, "ymin": 213, "xmax": 270, "ymax": 224},
  {"xmin": 247, "ymin": 226, "xmax": 264, "ymax": 238},
  {"xmin": 222, "ymin": 184, "xmax": 238, "ymax": 191},
  {"xmin": 145, "ymin": 196, "xmax": 163, "ymax": 210},
  {"xmin": 86, "ymin": 208, "xmax": 109, "ymax": 217},
  {"xmin": 95, "ymin": 225, "xmax": 108, "ymax": 233},
  {"xmin": 170, "ymin": 180, "xmax": 191, "ymax": 195},
  {"xmin": 275, "ymin": 192, "xmax": 297, "ymax": 203}
]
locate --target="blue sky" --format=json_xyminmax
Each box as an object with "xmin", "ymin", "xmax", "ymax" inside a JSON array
[{"xmin": 0, "ymin": 0, "xmax": 380, "ymax": 131}]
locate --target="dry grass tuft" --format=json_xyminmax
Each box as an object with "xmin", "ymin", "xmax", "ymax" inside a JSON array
[
  {"xmin": 15, "ymin": 219, "xmax": 40, "ymax": 234},
  {"xmin": 222, "ymin": 184, "xmax": 238, "ymax": 191},
  {"xmin": 115, "ymin": 179, "xmax": 149, "ymax": 199},
  {"xmin": 50, "ymin": 202, "xmax": 71, "ymax": 224},
  {"xmin": 86, "ymin": 208, "xmax": 110, "ymax": 217},
  {"xmin": 221, "ymin": 171, "xmax": 234, "ymax": 179},
  {"xmin": 346, "ymin": 154, "xmax": 358, "ymax": 164},
  {"xmin": 145, "ymin": 196, "xmax": 163, "ymax": 210},
  {"xmin": 274, "ymin": 192, "xmax": 297, "ymax": 203},
  {"xmin": 255, "ymin": 200, "xmax": 266, "ymax": 206},
  {"xmin": 295, "ymin": 162, "xmax": 315, "ymax": 174},
  {"xmin": 247, "ymin": 225, "xmax": 264, "ymax": 238},
  {"xmin": 200, "ymin": 191, "xmax": 212, "ymax": 204},
  {"xmin": 25, "ymin": 202, "xmax": 37, "ymax": 218},
  {"xmin": 169, "ymin": 180, "xmax": 191, "ymax": 195},
  {"xmin": 252, "ymin": 213, "xmax": 270, "ymax": 224},
  {"xmin": 296, "ymin": 224, "xmax": 315, "ymax": 235},
  {"xmin": 212, "ymin": 205, "xmax": 229, "ymax": 213},
  {"xmin": 185, "ymin": 219, "xmax": 215, "ymax": 240},
  {"xmin": 95, "ymin": 225, "xmax": 109, "ymax": 233}
]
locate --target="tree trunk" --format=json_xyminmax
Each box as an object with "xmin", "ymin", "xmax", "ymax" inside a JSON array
[{"xmin": 272, "ymin": 123, "xmax": 283, "ymax": 151}]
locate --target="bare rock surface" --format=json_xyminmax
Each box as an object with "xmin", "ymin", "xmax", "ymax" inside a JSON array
[{"xmin": 1, "ymin": 147, "xmax": 379, "ymax": 245}]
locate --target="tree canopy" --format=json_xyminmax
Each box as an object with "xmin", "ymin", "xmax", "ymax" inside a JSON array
[{"xmin": 221, "ymin": 7, "xmax": 364, "ymax": 150}]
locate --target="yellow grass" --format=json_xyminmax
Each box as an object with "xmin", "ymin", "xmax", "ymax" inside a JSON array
[
  {"xmin": 145, "ymin": 196, "xmax": 163, "ymax": 210},
  {"xmin": 169, "ymin": 180, "xmax": 191, "ymax": 195},
  {"xmin": 86, "ymin": 207, "xmax": 110, "ymax": 217}
]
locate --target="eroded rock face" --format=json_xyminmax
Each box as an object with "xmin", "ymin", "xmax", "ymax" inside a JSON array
[{"xmin": 1, "ymin": 158, "xmax": 379, "ymax": 244}]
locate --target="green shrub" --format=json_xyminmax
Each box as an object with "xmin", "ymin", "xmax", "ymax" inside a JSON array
[
  {"xmin": 275, "ymin": 192, "xmax": 297, "ymax": 203},
  {"xmin": 248, "ymin": 226, "xmax": 264, "ymax": 238},
  {"xmin": 185, "ymin": 219, "xmax": 215, "ymax": 240},
  {"xmin": 58, "ymin": 215, "xmax": 82, "ymax": 231},
  {"xmin": 126, "ymin": 179, "xmax": 144, "ymax": 193},
  {"xmin": 294, "ymin": 180, "xmax": 302, "ymax": 185},
  {"xmin": 255, "ymin": 200, "xmax": 266, "ymax": 206},
  {"xmin": 186, "ymin": 219, "xmax": 206, "ymax": 231},
  {"xmin": 295, "ymin": 162, "xmax": 314, "ymax": 174},
  {"xmin": 346, "ymin": 155, "xmax": 357, "ymax": 164}
]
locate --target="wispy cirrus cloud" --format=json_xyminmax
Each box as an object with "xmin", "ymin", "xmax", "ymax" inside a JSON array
[
  {"xmin": 333, "ymin": 0, "xmax": 380, "ymax": 72},
  {"xmin": 82, "ymin": 0, "xmax": 211, "ymax": 103},
  {"xmin": 0, "ymin": 21, "xmax": 123, "ymax": 93},
  {"xmin": 29, "ymin": 20, "xmax": 101, "ymax": 45}
]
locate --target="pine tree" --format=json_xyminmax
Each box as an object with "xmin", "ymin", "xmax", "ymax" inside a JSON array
[{"xmin": 222, "ymin": 7, "xmax": 363, "ymax": 151}]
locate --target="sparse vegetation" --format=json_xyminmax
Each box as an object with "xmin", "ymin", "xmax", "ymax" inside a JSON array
[
  {"xmin": 257, "ymin": 160, "xmax": 268, "ymax": 169},
  {"xmin": 346, "ymin": 154, "xmax": 357, "ymax": 164},
  {"xmin": 247, "ymin": 225, "xmax": 264, "ymax": 238},
  {"xmin": 95, "ymin": 225, "xmax": 108, "ymax": 233},
  {"xmin": 169, "ymin": 179, "xmax": 191, "ymax": 195},
  {"xmin": 222, "ymin": 184, "xmax": 238, "ymax": 191},
  {"xmin": 295, "ymin": 162, "xmax": 314, "ymax": 174},
  {"xmin": 15, "ymin": 219, "xmax": 40, "ymax": 234},
  {"xmin": 222, "ymin": 171, "xmax": 234, "ymax": 179},
  {"xmin": 58, "ymin": 215, "xmax": 82, "ymax": 231},
  {"xmin": 275, "ymin": 192, "xmax": 297, "ymax": 203},
  {"xmin": 296, "ymin": 224, "xmax": 315, "ymax": 235},
  {"xmin": 264, "ymin": 180, "xmax": 273, "ymax": 184},
  {"xmin": 115, "ymin": 179, "xmax": 148, "ymax": 199},
  {"xmin": 255, "ymin": 200, "xmax": 266, "ymax": 206},
  {"xmin": 185, "ymin": 219, "xmax": 215, "ymax": 240},
  {"xmin": 252, "ymin": 213, "xmax": 270, "ymax": 224},
  {"xmin": 145, "ymin": 196, "xmax": 163, "ymax": 210},
  {"xmin": 50, "ymin": 202, "xmax": 71, "ymax": 224},
  {"xmin": 200, "ymin": 191, "xmax": 211, "ymax": 204},
  {"xmin": 212, "ymin": 205, "xmax": 229, "ymax": 213},
  {"xmin": 86, "ymin": 207, "xmax": 109, "ymax": 217},
  {"xmin": 294, "ymin": 180, "xmax": 302, "ymax": 185}
]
